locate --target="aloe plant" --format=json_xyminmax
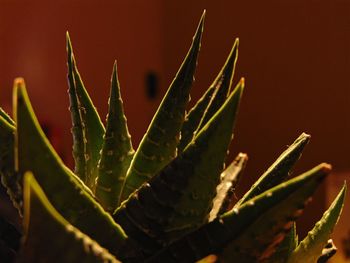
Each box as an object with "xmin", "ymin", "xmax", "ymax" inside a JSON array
[{"xmin": 0, "ymin": 11, "xmax": 346, "ymax": 263}]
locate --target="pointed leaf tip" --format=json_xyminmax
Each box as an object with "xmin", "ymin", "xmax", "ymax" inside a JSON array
[
  {"xmin": 112, "ymin": 60, "xmax": 118, "ymax": 80},
  {"xmin": 201, "ymin": 10, "xmax": 206, "ymax": 22},
  {"xmin": 319, "ymin": 163, "xmax": 332, "ymax": 174},
  {"xmin": 235, "ymin": 132, "xmax": 313, "ymax": 207},
  {"xmin": 66, "ymin": 32, "xmax": 72, "ymax": 53},
  {"xmin": 295, "ymin": 132, "xmax": 311, "ymax": 145},
  {"xmin": 287, "ymin": 178, "xmax": 345, "ymax": 263},
  {"xmin": 14, "ymin": 77, "xmax": 25, "ymax": 87},
  {"xmin": 194, "ymin": 42, "xmax": 241, "ymax": 134},
  {"xmin": 14, "ymin": 77, "xmax": 26, "ymax": 98},
  {"xmin": 13, "ymin": 77, "xmax": 28, "ymax": 110},
  {"xmin": 240, "ymin": 77, "xmax": 245, "ymax": 86},
  {"xmin": 195, "ymin": 10, "xmax": 206, "ymax": 38},
  {"xmin": 309, "ymin": 163, "xmax": 332, "ymax": 182},
  {"xmin": 119, "ymin": 13, "xmax": 204, "ymax": 203},
  {"xmin": 301, "ymin": 132, "xmax": 311, "ymax": 138},
  {"xmin": 296, "ymin": 132, "xmax": 311, "ymax": 146},
  {"xmin": 233, "ymin": 78, "xmax": 245, "ymax": 99}
]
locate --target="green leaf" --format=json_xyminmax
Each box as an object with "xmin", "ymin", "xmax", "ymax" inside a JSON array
[
  {"xmin": 16, "ymin": 172, "xmax": 121, "ymax": 263},
  {"xmin": 178, "ymin": 38, "xmax": 239, "ymax": 153},
  {"xmin": 268, "ymin": 222, "xmax": 298, "ymax": 263},
  {"xmin": 113, "ymin": 80, "xmax": 243, "ymax": 259},
  {"xmin": 147, "ymin": 163, "xmax": 329, "ymax": 263},
  {"xmin": 197, "ymin": 38, "xmax": 239, "ymax": 131},
  {"xmin": 172, "ymin": 80, "xmax": 243, "ymax": 229},
  {"xmin": 0, "ymin": 115, "xmax": 22, "ymax": 214},
  {"xmin": 0, "ymin": 107, "xmax": 14, "ymax": 126},
  {"xmin": 119, "ymin": 11, "xmax": 205, "ymax": 203},
  {"xmin": 13, "ymin": 78, "xmax": 126, "ymax": 256},
  {"xmin": 178, "ymin": 85, "xmax": 216, "ymax": 153},
  {"xmin": 219, "ymin": 164, "xmax": 331, "ymax": 263},
  {"xmin": 95, "ymin": 62, "xmax": 135, "ymax": 213},
  {"xmin": 235, "ymin": 132, "xmax": 311, "ymax": 207},
  {"xmin": 66, "ymin": 32, "xmax": 105, "ymax": 190},
  {"xmin": 66, "ymin": 33, "xmax": 87, "ymax": 188},
  {"xmin": 209, "ymin": 152, "xmax": 248, "ymax": 221},
  {"xmin": 287, "ymin": 182, "xmax": 346, "ymax": 263}
]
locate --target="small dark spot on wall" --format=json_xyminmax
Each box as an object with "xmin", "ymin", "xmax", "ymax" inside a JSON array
[{"xmin": 145, "ymin": 71, "xmax": 159, "ymax": 100}]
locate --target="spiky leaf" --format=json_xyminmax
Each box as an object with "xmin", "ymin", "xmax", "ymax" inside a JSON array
[
  {"xmin": 113, "ymin": 80, "xmax": 243, "ymax": 258},
  {"xmin": 16, "ymin": 172, "xmax": 120, "ymax": 263},
  {"xmin": 236, "ymin": 132, "xmax": 311, "ymax": 207},
  {"xmin": 178, "ymin": 39, "xmax": 239, "ymax": 153},
  {"xmin": 219, "ymin": 164, "xmax": 331, "ymax": 262},
  {"xmin": 287, "ymin": 183, "xmax": 346, "ymax": 263},
  {"xmin": 209, "ymin": 152, "xmax": 248, "ymax": 221},
  {"xmin": 66, "ymin": 32, "xmax": 105, "ymax": 190},
  {"xmin": 167, "ymin": 81, "xmax": 243, "ymax": 232},
  {"xmin": 197, "ymin": 38, "xmax": 239, "ymax": 131},
  {"xmin": 178, "ymin": 85, "xmax": 216, "ymax": 153},
  {"xmin": 147, "ymin": 163, "xmax": 329, "ymax": 263},
  {"xmin": 95, "ymin": 62, "xmax": 135, "ymax": 213},
  {"xmin": 119, "ymin": 11, "xmax": 205, "ymax": 203},
  {"xmin": 13, "ymin": 78, "xmax": 126, "ymax": 255},
  {"xmin": 66, "ymin": 33, "xmax": 87, "ymax": 186},
  {"xmin": 0, "ymin": 108, "xmax": 14, "ymax": 126}
]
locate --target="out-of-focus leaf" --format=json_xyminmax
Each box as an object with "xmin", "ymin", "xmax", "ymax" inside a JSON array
[
  {"xmin": 14, "ymin": 78, "xmax": 126, "ymax": 256},
  {"xmin": 16, "ymin": 172, "xmax": 121, "ymax": 263}
]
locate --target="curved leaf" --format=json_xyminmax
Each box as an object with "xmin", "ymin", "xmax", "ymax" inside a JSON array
[
  {"xmin": 66, "ymin": 33, "xmax": 105, "ymax": 190},
  {"xmin": 113, "ymin": 80, "xmax": 244, "ymax": 259},
  {"xmin": 198, "ymin": 38, "xmax": 239, "ymax": 131},
  {"xmin": 96, "ymin": 62, "xmax": 135, "ymax": 213},
  {"xmin": 119, "ymin": 11, "xmax": 205, "ymax": 203},
  {"xmin": 0, "ymin": 108, "xmax": 14, "ymax": 126},
  {"xmin": 178, "ymin": 85, "xmax": 216, "ymax": 153},
  {"xmin": 236, "ymin": 132, "xmax": 311, "ymax": 207},
  {"xmin": 287, "ymin": 182, "xmax": 346, "ymax": 263},
  {"xmin": 13, "ymin": 78, "xmax": 126, "ymax": 256},
  {"xmin": 147, "ymin": 163, "xmax": 329, "ymax": 263},
  {"xmin": 219, "ymin": 164, "xmax": 331, "ymax": 262},
  {"xmin": 16, "ymin": 172, "xmax": 121, "ymax": 263},
  {"xmin": 178, "ymin": 38, "xmax": 239, "ymax": 153}
]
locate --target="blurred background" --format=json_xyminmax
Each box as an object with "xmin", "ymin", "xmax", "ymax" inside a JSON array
[{"xmin": 0, "ymin": 1, "xmax": 349, "ymax": 261}]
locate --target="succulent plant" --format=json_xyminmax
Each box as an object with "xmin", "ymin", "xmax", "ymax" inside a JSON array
[{"xmin": 0, "ymin": 11, "xmax": 346, "ymax": 263}]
